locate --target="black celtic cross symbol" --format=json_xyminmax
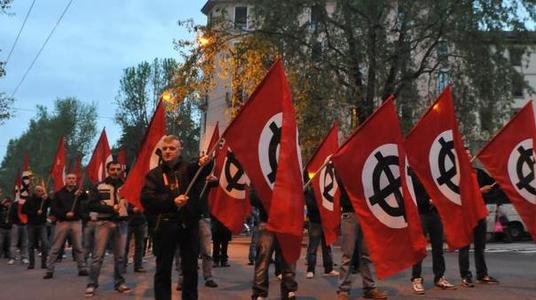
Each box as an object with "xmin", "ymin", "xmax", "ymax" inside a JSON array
[
  {"xmin": 515, "ymin": 145, "xmax": 536, "ymax": 195},
  {"xmin": 266, "ymin": 121, "xmax": 281, "ymax": 184},
  {"xmin": 322, "ymin": 163, "xmax": 335, "ymax": 204},
  {"xmin": 435, "ymin": 137, "xmax": 460, "ymax": 194},
  {"xmin": 224, "ymin": 151, "xmax": 246, "ymax": 192},
  {"xmin": 368, "ymin": 152, "xmax": 405, "ymax": 219}
]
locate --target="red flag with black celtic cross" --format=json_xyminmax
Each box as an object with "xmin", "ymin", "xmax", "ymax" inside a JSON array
[{"xmin": 332, "ymin": 97, "xmax": 426, "ymax": 279}]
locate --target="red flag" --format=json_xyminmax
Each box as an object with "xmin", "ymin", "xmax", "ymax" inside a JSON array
[
  {"xmin": 87, "ymin": 129, "xmax": 112, "ymax": 184},
  {"xmin": 331, "ymin": 98, "xmax": 426, "ymax": 278},
  {"xmin": 477, "ymin": 101, "xmax": 536, "ymax": 241},
  {"xmin": 117, "ymin": 147, "xmax": 127, "ymax": 179},
  {"xmin": 221, "ymin": 60, "xmax": 304, "ymax": 263},
  {"xmin": 120, "ymin": 101, "xmax": 166, "ymax": 209},
  {"xmin": 50, "ymin": 136, "xmax": 66, "ymax": 192},
  {"xmin": 406, "ymin": 86, "xmax": 488, "ymax": 249},
  {"xmin": 305, "ymin": 123, "xmax": 341, "ymax": 245},
  {"xmin": 208, "ymin": 139, "xmax": 251, "ymax": 234},
  {"xmin": 15, "ymin": 155, "xmax": 31, "ymax": 224}
]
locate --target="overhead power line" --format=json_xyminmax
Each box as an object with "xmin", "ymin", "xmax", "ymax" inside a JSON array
[
  {"xmin": 4, "ymin": 0, "xmax": 37, "ymax": 66},
  {"xmin": 10, "ymin": 0, "xmax": 75, "ymax": 98}
]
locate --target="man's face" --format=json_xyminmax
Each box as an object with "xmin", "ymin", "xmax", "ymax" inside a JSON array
[
  {"xmin": 35, "ymin": 186, "xmax": 45, "ymax": 197},
  {"xmin": 65, "ymin": 174, "xmax": 77, "ymax": 188},
  {"xmin": 161, "ymin": 140, "xmax": 181, "ymax": 163},
  {"xmin": 107, "ymin": 163, "xmax": 122, "ymax": 179}
]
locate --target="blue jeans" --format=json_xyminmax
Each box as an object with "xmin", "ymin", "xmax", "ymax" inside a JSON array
[
  {"xmin": 337, "ymin": 212, "xmax": 376, "ymax": 295},
  {"xmin": 306, "ymin": 222, "xmax": 334, "ymax": 274},
  {"xmin": 87, "ymin": 220, "xmax": 127, "ymax": 288},
  {"xmin": 125, "ymin": 222, "xmax": 146, "ymax": 270},
  {"xmin": 27, "ymin": 224, "xmax": 48, "ymax": 267},
  {"xmin": 10, "ymin": 224, "xmax": 27, "ymax": 260},
  {"xmin": 251, "ymin": 223, "xmax": 297, "ymax": 299}
]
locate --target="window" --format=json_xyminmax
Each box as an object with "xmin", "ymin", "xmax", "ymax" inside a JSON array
[
  {"xmin": 234, "ymin": 6, "xmax": 247, "ymax": 30},
  {"xmin": 310, "ymin": 5, "xmax": 322, "ymax": 30},
  {"xmin": 512, "ymin": 73, "xmax": 524, "ymax": 97},
  {"xmin": 437, "ymin": 70, "xmax": 449, "ymax": 93},
  {"xmin": 510, "ymin": 48, "xmax": 523, "ymax": 67},
  {"xmin": 437, "ymin": 40, "xmax": 448, "ymax": 66}
]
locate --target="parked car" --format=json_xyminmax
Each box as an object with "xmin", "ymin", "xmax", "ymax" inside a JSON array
[{"xmin": 484, "ymin": 185, "xmax": 528, "ymax": 241}]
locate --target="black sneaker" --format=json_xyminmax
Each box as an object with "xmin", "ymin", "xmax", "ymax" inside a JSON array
[
  {"xmin": 478, "ymin": 275, "xmax": 499, "ymax": 284},
  {"xmin": 27, "ymin": 265, "xmax": 35, "ymax": 270},
  {"xmin": 134, "ymin": 267, "xmax": 147, "ymax": 273},
  {"xmin": 247, "ymin": 261, "xmax": 254, "ymax": 266},
  {"xmin": 43, "ymin": 272, "xmax": 53, "ymax": 279},
  {"xmin": 78, "ymin": 270, "xmax": 89, "ymax": 276},
  {"xmin": 461, "ymin": 277, "xmax": 475, "ymax": 288},
  {"xmin": 205, "ymin": 279, "xmax": 218, "ymax": 288}
]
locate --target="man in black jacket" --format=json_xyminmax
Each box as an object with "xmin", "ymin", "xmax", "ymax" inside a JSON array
[
  {"xmin": 43, "ymin": 173, "xmax": 88, "ymax": 279},
  {"xmin": 141, "ymin": 135, "xmax": 211, "ymax": 300},
  {"xmin": 23, "ymin": 185, "xmax": 49, "ymax": 269},
  {"xmin": 85, "ymin": 161, "xmax": 131, "ymax": 297},
  {"xmin": 0, "ymin": 197, "xmax": 12, "ymax": 259}
]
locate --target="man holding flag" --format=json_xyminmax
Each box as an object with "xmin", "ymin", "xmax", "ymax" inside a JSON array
[{"xmin": 141, "ymin": 135, "xmax": 211, "ymax": 300}]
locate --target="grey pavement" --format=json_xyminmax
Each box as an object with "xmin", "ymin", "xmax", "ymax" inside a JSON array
[{"xmin": 0, "ymin": 239, "xmax": 535, "ymax": 300}]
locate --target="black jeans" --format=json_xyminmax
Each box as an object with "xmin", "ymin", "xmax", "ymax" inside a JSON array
[
  {"xmin": 252, "ymin": 223, "xmax": 297, "ymax": 299},
  {"xmin": 125, "ymin": 223, "xmax": 146, "ymax": 270},
  {"xmin": 458, "ymin": 218, "xmax": 488, "ymax": 279},
  {"xmin": 412, "ymin": 209, "xmax": 446, "ymax": 282},
  {"xmin": 306, "ymin": 222, "xmax": 333, "ymax": 273},
  {"xmin": 27, "ymin": 224, "xmax": 48, "ymax": 267},
  {"xmin": 153, "ymin": 220, "xmax": 199, "ymax": 300}
]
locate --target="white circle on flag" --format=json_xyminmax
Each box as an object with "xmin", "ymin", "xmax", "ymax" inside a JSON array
[
  {"xmin": 98, "ymin": 154, "xmax": 113, "ymax": 182},
  {"xmin": 219, "ymin": 147, "xmax": 250, "ymax": 199},
  {"xmin": 258, "ymin": 113, "xmax": 282, "ymax": 190},
  {"xmin": 362, "ymin": 143, "xmax": 407, "ymax": 229},
  {"xmin": 149, "ymin": 136, "xmax": 166, "ymax": 171},
  {"xmin": 429, "ymin": 130, "xmax": 462, "ymax": 206},
  {"xmin": 508, "ymin": 138, "xmax": 536, "ymax": 204}
]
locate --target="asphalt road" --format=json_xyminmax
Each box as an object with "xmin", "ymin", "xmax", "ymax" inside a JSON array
[{"xmin": 0, "ymin": 239, "xmax": 535, "ymax": 300}]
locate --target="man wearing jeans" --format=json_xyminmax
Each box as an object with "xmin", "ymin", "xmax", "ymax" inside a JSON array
[
  {"xmin": 125, "ymin": 203, "xmax": 147, "ymax": 273},
  {"xmin": 43, "ymin": 173, "xmax": 88, "ymax": 279},
  {"xmin": 337, "ymin": 183, "xmax": 387, "ymax": 300},
  {"xmin": 22, "ymin": 185, "xmax": 50, "ymax": 269},
  {"xmin": 85, "ymin": 161, "xmax": 130, "ymax": 297},
  {"xmin": 304, "ymin": 185, "xmax": 338, "ymax": 279},
  {"xmin": 250, "ymin": 187, "xmax": 297, "ymax": 300}
]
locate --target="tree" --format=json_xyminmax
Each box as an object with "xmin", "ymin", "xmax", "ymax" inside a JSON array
[
  {"xmin": 175, "ymin": 0, "xmax": 536, "ymax": 160},
  {"xmin": 115, "ymin": 58, "xmax": 201, "ymax": 165},
  {"xmin": 0, "ymin": 97, "xmax": 97, "ymax": 194},
  {"xmin": 0, "ymin": 0, "xmax": 14, "ymax": 125}
]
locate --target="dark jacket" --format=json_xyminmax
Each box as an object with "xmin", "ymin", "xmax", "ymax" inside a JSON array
[
  {"xmin": 338, "ymin": 179, "xmax": 354, "ymax": 213},
  {"xmin": 305, "ymin": 187, "xmax": 322, "ymax": 224},
  {"xmin": 8, "ymin": 202, "xmax": 24, "ymax": 225},
  {"xmin": 0, "ymin": 203, "xmax": 12, "ymax": 229},
  {"xmin": 22, "ymin": 194, "xmax": 49, "ymax": 225},
  {"xmin": 88, "ymin": 177, "xmax": 128, "ymax": 222},
  {"xmin": 408, "ymin": 168, "xmax": 434, "ymax": 214},
  {"xmin": 52, "ymin": 186, "xmax": 87, "ymax": 221},
  {"xmin": 140, "ymin": 157, "xmax": 212, "ymax": 227}
]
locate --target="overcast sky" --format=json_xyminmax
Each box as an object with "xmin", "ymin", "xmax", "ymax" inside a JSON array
[{"xmin": 0, "ymin": 0, "xmax": 206, "ymax": 161}]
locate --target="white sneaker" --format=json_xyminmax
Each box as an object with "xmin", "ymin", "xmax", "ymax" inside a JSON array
[
  {"xmin": 412, "ymin": 277, "xmax": 425, "ymax": 294},
  {"xmin": 255, "ymin": 297, "xmax": 265, "ymax": 300},
  {"xmin": 435, "ymin": 276, "xmax": 456, "ymax": 290},
  {"xmin": 288, "ymin": 291, "xmax": 296, "ymax": 299},
  {"xmin": 85, "ymin": 286, "xmax": 96, "ymax": 297},
  {"xmin": 7, "ymin": 259, "xmax": 15, "ymax": 265},
  {"xmin": 306, "ymin": 272, "xmax": 314, "ymax": 279},
  {"xmin": 277, "ymin": 274, "xmax": 282, "ymax": 280},
  {"xmin": 323, "ymin": 270, "xmax": 339, "ymax": 277},
  {"xmin": 22, "ymin": 258, "xmax": 30, "ymax": 264}
]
